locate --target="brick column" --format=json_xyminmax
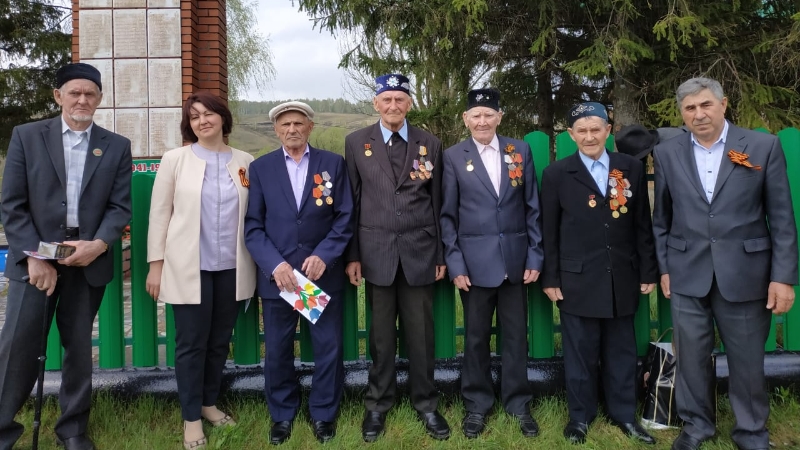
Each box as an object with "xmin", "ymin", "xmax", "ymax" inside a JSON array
[{"xmin": 72, "ymin": 0, "xmax": 228, "ymax": 156}]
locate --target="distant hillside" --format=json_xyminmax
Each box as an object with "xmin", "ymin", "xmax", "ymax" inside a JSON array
[{"xmin": 230, "ymin": 111, "xmax": 378, "ymax": 157}]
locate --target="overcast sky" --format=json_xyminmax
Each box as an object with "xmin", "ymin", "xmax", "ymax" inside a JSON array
[{"xmin": 247, "ymin": 2, "xmax": 350, "ymax": 102}]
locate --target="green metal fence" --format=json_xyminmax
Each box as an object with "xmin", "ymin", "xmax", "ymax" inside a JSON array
[{"xmin": 41, "ymin": 128, "xmax": 800, "ymax": 370}]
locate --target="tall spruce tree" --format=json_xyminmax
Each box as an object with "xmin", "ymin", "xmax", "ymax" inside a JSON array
[{"xmin": 0, "ymin": 0, "xmax": 71, "ymax": 155}]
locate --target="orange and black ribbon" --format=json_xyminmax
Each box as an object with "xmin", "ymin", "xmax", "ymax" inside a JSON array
[
  {"xmin": 728, "ymin": 150, "xmax": 761, "ymax": 170},
  {"xmin": 238, "ymin": 167, "xmax": 250, "ymax": 188}
]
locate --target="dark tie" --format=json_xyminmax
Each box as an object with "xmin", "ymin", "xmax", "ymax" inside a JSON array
[{"xmin": 388, "ymin": 132, "xmax": 407, "ymax": 181}]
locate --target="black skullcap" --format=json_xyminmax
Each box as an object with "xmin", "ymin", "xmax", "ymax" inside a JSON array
[
  {"xmin": 56, "ymin": 63, "xmax": 102, "ymax": 92},
  {"xmin": 467, "ymin": 88, "xmax": 500, "ymax": 111}
]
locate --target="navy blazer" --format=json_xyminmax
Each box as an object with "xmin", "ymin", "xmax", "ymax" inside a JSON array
[
  {"xmin": 244, "ymin": 146, "xmax": 354, "ymax": 299},
  {"xmin": 440, "ymin": 135, "xmax": 544, "ymax": 287}
]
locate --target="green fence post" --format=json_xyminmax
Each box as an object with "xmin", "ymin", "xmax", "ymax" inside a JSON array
[
  {"xmin": 130, "ymin": 167, "xmax": 158, "ymax": 366},
  {"xmin": 233, "ymin": 299, "xmax": 261, "ymax": 365},
  {"xmin": 433, "ymin": 279, "xmax": 456, "ymax": 358},
  {"xmin": 634, "ymin": 294, "xmax": 651, "ymax": 356},
  {"xmin": 779, "ymin": 128, "xmax": 800, "ymax": 350},
  {"xmin": 342, "ymin": 283, "xmax": 359, "ymax": 361},
  {"xmin": 524, "ymin": 131, "xmax": 554, "ymax": 358},
  {"xmin": 656, "ymin": 288, "xmax": 673, "ymax": 341},
  {"xmin": 98, "ymin": 239, "xmax": 125, "ymax": 368},
  {"xmin": 299, "ymin": 319, "xmax": 313, "ymax": 362},
  {"xmin": 45, "ymin": 317, "xmax": 63, "ymax": 370}
]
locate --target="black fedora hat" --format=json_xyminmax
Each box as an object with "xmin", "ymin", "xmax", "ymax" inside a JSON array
[{"xmin": 615, "ymin": 125, "xmax": 660, "ymax": 160}]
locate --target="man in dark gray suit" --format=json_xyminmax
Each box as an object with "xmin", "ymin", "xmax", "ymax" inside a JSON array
[
  {"xmin": 653, "ymin": 77, "xmax": 797, "ymax": 450},
  {"xmin": 0, "ymin": 63, "xmax": 132, "ymax": 450},
  {"xmin": 440, "ymin": 88, "xmax": 543, "ymax": 439},
  {"xmin": 344, "ymin": 73, "xmax": 450, "ymax": 442}
]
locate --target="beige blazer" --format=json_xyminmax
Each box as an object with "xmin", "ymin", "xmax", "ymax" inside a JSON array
[{"xmin": 147, "ymin": 145, "xmax": 256, "ymax": 304}]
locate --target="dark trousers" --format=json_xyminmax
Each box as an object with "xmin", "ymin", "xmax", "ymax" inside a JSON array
[
  {"xmin": 0, "ymin": 267, "xmax": 105, "ymax": 449},
  {"xmin": 671, "ymin": 279, "xmax": 771, "ymax": 450},
  {"xmin": 172, "ymin": 269, "xmax": 239, "ymax": 422},
  {"xmin": 560, "ymin": 310, "xmax": 637, "ymax": 424},
  {"xmin": 364, "ymin": 264, "xmax": 438, "ymax": 413},
  {"xmin": 460, "ymin": 281, "xmax": 532, "ymax": 415},
  {"xmin": 262, "ymin": 290, "xmax": 344, "ymax": 423}
]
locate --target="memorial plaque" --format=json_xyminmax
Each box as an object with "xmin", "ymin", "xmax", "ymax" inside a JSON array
[
  {"xmin": 148, "ymin": 10, "xmax": 181, "ymax": 57},
  {"xmin": 79, "ymin": 0, "xmax": 112, "ymax": 7},
  {"xmin": 93, "ymin": 109, "xmax": 115, "ymax": 132},
  {"xmin": 149, "ymin": 108, "xmax": 183, "ymax": 156},
  {"xmin": 116, "ymin": 109, "xmax": 149, "ymax": 157},
  {"xmin": 114, "ymin": 59, "xmax": 148, "ymax": 107},
  {"xmin": 83, "ymin": 59, "xmax": 113, "ymax": 108},
  {"xmin": 148, "ymin": 59, "xmax": 182, "ymax": 107},
  {"xmin": 78, "ymin": 11, "xmax": 112, "ymax": 58},
  {"xmin": 148, "ymin": 0, "xmax": 179, "ymax": 8},
  {"xmin": 114, "ymin": 0, "xmax": 146, "ymax": 6},
  {"xmin": 113, "ymin": 10, "xmax": 147, "ymax": 58}
]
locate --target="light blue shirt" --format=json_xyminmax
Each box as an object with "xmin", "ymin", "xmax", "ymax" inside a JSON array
[
  {"xmin": 283, "ymin": 145, "xmax": 310, "ymax": 210},
  {"xmin": 692, "ymin": 120, "xmax": 729, "ymax": 202},
  {"xmin": 378, "ymin": 119, "xmax": 408, "ymax": 143},
  {"xmin": 61, "ymin": 117, "xmax": 93, "ymax": 227},
  {"xmin": 191, "ymin": 143, "xmax": 238, "ymax": 272},
  {"xmin": 578, "ymin": 149, "xmax": 610, "ymax": 196}
]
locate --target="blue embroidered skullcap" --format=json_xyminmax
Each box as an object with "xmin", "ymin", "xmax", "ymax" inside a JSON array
[
  {"xmin": 567, "ymin": 102, "xmax": 608, "ymax": 127},
  {"xmin": 56, "ymin": 63, "xmax": 102, "ymax": 91},
  {"xmin": 375, "ymin": 74, "xmax": 411, "ymax": 96},
  {"xmin": 467, "ymin": 88, "xmax": 500, "ymax": 111}
]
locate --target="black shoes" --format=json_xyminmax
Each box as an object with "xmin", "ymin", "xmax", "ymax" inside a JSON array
[
  {"xmin": 671, "ymin": 431, "xmax": 706, "ymax": 450},
  {"xmin": 269, "ymin": 420, "xmax": 293, "ymax": 446},
  {"xmin": 564, "ymin": 420, "xmax": 589, "ymax": 444},
  {"xmin": 461, "ymin": 412, "xmax": 486, "ymax": 438},
  {"xmin": 418, "ymin": 410, "xmax": 451, "ymax": 440},
  {"xmin": 361, "ymin": 410, "xmax": 386, "ymax": 442},
  {"xmin": 513, "ymin": 413, "xmax": 540, "ymax": 437},
  {"xmin": 611, "ymin": 421, "xmax": 656, "ymax": 445},
  {"xmin": 312, "ymin": 420, "xmax": 336, "ymax": 443},
  {"xmin": 56, "ymin": 434, "xmax": 96, "ymax": 450}
]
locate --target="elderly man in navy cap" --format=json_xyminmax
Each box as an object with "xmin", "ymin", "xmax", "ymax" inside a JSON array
[
  {"xmin": 0, "ymin": 63, "xmax": 132, "ymax": 450},
  {"xmin": 440, "ymin": 88, "xmax": 543, "ymax": 439},
  {"xmin": 343, "ymin": 74, "xmax": 450, "ymax": 442},
  {"xmin": 540, "ymin": 102, "xmax": 657, "ymax": 445}
]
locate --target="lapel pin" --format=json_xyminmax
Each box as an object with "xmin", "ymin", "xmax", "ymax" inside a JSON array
[
  {"xmin": 466, "ymin": 159, "xmax": 474, "ymax": 172},
  {"xmin": 364, "ymin": 143, "xmax": 372, "ymax": 157},
  {"xmin": 92, "ymin": 148, "xmax": 102, "ymax": 156},
  {"xmin": 588, "ymin": 195, "xmax": 596, "ymax": 208}
]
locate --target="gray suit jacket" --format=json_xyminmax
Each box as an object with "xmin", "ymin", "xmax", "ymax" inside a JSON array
[
  {"xmin": 652, "ymin": 122, "xmax": 798, "ymax": 301},
  {"xmin": 1, "ymin": 116, "xmax": 133, "ymax": 286},
  {"xmin": 344, "ymin": 122, "xmax": 443, "ymax": 287},
  {"xmin": 440, "ymin": 135, "xmax": 543, "ymax": 287}
]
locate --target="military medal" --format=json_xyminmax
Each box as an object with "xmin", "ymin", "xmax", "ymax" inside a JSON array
[
  {"xmin": 316, "ymin": 199, "xmax": 323, "ymax": 206},
  {"xmin": 364, "ymin": 143, "xmax": 372, "ymax": 157},
  {"xmin": 326, "ymin": 197, "xmax": 333, "ymax": 205},
  {"xmin": 511, "ymin": 180, "xmax": 518, "ymax": 187},
  {"xmin": 466, "ymin": 159, "xmax": 474, "ymax": 171},
  {"xmin": 588, "ymin": 195, "xmax": 596, "ymax": 208},
  {"xmin": 505, "ymin": 144, "xmax": 523, "ymax": 187},
  {"xmin": 620, "ymin": 205, "xmax": 628, "ymax": 214},
  {"xmin": 607, "ymin": 168, "xmax": 630, "ymax": 219},
  {"xmin": 612, "ymin": 211, "xmax": 620, "ymax": 218}
]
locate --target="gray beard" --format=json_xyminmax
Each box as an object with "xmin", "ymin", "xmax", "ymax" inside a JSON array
[{"xmin": 69, "ymin": 114, "xmax": 93, "ymax": 123}]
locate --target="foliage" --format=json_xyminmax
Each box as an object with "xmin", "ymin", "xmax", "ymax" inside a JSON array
[
  {"xmin": 0, "ymin": 0, "xmax": 70, "ymax": 155},
  {"xmin": 296, "ymin": 0, "xmax": 800, "ymax": 149},
  {"xmin": 226, "ymin": 0, "xmax": 274, "ymax": 104}
]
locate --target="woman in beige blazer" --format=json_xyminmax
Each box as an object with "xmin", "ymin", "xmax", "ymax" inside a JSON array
[{"xmin": 146, "ymin": 92, "xmax": 256, "ymax": 450}]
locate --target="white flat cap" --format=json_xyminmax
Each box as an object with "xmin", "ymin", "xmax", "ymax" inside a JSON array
[{"xmin": 268, "ymin": 101, "xmax": 315, "ymax": 123}]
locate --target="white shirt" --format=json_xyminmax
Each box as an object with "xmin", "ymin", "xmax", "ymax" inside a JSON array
[
  {"xmin": 692, "ymin": 120, "xmax": 729, "ymax": 202},
  {"xmin": 61, "ymin": 117, "xmax": 93, "ymax": 227},
  {"xmin": 473, "ymin": 135, "xmax": 501, "ymax": 196}
]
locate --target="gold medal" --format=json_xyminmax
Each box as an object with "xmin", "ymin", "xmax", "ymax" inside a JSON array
[
  {"xmin": 612, "ymin": 211, "xmax": 620, "ymax": 218},
  {"xmin": 589, "ymin": 199, "xmax": 596, "ymax": 208},
  {"xmin": 511, "ymin": 180, "xmax": 518, "ymax": 187},
  {"xmin": 620, "ymin": 205, "xmax": 628, "ymax": 214},
  {"xmin": 611, "ymin": 199, "xmax": 619, "ymax": 207},
  {"xmin": 410, "ymin": 172, "xmax": 417, "ymax": 180},
  {"xmin": 316, "ymin": 199, "xmax": 323, "ymax": 206},
  {"xmin": 365, "ymin": 150, "xmax": 372, "ymax": 157},
  {"xmin": 326, "ymin": 197, "xmax": 333, "ymax": 205}
]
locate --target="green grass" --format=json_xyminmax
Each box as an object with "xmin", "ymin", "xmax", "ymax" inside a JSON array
[{"xmin": 11, "ymin": 390, "xmax": 800, "ymax": 449}]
